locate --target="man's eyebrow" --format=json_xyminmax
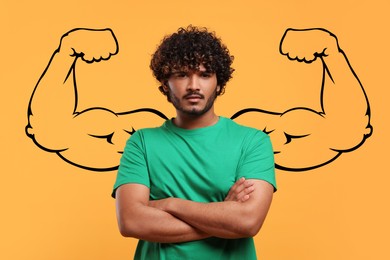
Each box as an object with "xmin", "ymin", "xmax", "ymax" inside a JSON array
[
  {"xmin": 171, "ymin": 68, "xmax": 188, "ymax": 73},
  {"xmin": 171, "ymin": 71, "xmax": 187, "ymax": 74},
  {"xmin": 170, "ymin": 67, "xmax": 213, "ymax": 74}
]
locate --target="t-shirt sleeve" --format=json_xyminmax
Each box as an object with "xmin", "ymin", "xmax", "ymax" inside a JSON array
[
  {"xmin": 111, "ymin": 131, "xmax": 150, "ymax": 198},
  {"xmin": 237, "ymin": 131, "xmax": 277, "ymax": 191}
]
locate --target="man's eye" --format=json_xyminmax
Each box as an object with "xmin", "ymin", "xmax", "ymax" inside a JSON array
[
  {"xmin": 201, "ymin": 73, "xmax": 212, "ymax": 78},
  {"xmin": 175, "ymin": 73, "xmax": 187, "ymax": 78}
]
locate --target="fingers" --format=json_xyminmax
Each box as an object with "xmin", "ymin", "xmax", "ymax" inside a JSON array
[
  {"xmin": 224, "ymin": 177, "xmax": 244, "ymax": 201},
  {"xmin": 279, "ymin": 28, "xmax": 335, "ymax": 63},
  {"xmin": 59, "ymin": 28, "xmax": 119, "ymax": 63},
  {"xmin": 81, "ymin": 29, "xmax": 119, "ymax": 62},
  {"xmin": 225, "ymin": 177, "xmax": 255, "ymax": 202},
  {"xmin": 234, "ymin": 178, "xmax": 254, "ymax": 201},
  {"xmin": 238, "ymin": 183, "xmax": 255, "ymax": 202},
  {"xmin": 81, "ymin": 30, "xmax": 118, "ymax": 63}
]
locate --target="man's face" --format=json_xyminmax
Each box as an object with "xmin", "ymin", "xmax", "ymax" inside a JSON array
[{"xmin": 164, "ymin": 64, "xmax": 220, "ymax": 116}]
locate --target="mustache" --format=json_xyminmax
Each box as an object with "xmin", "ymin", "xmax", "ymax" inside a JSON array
[{"xmin": 183, "ymin": 92, "xmax": 204, "ymax": 99}]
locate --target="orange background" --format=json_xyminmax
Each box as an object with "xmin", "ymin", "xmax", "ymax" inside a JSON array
[{"xmin": 2, "ymin": 0, "xmax": 389, "ymax": 259}]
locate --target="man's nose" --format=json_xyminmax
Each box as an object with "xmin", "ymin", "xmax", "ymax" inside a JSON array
[{"xmin": 187, "ymin": 75, "xmax": 200, "ymax": 91}]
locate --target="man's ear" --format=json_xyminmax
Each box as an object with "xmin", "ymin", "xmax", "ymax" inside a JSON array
[
  {"xmin": 217, "ymin": 85, "xmax": 221, "ymax": 94},
  {"xmin": 162, "ymin": 84, "xmax": 169, "ymax": 93}
]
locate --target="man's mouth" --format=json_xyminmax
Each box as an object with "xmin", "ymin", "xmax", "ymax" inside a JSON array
[{"xmin": 184, "ymin": 93, "xmax": 204, "ymax": 101}]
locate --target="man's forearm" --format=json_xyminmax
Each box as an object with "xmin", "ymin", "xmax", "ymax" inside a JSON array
[
  {"xmin": 151, "ymin": 180, "xmax": 273, "ymax": 239},
  {"xmin": 116, "ymin": 180, "xmax": 270, "ymax": 242},
  {"xmin": 162, "ymin": 199, "xmax": 256, "ymax": 238},
  {"xmin": 117, "ymin": 200, "xmax": 210, "ymax": 243}
]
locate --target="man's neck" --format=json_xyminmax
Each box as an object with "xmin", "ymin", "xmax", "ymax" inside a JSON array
[{"xmin": 173, "ymin": 110, "xmax": 219, "ymax": 130}]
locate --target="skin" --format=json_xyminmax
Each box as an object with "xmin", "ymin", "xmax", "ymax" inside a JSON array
[
  {"xmin": 162, "ymin": 65, "xmax": 221, "ymax": 129},
  {"xmin": 116, "ymin": 177, "xmax": 260, "ymax": 242},
  {"xmin": 116, "ymin": 66, "xmax": 274, "ymax": 242},
  {"xmin": 148, "ymin": 180, "xmax": 273, "ymax": 239}
]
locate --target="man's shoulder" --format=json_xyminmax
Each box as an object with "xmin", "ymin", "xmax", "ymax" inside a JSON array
[
  {"xmin": 127, "ymin": 121, "xmax": 169, "ymax": 143},
  {"xmin": 135, "ymin": 120, "xmax": 169, "ymax": 134},
  {"xmin": 220, "ymin": 117, "xmax": 272, "ymax": 151},
  {"xmin": 222, "ymin": 117, "xmax": 266, "ymax": 136}
]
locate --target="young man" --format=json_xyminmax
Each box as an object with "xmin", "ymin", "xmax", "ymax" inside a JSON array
[{"xmin": 113, "ymin": 26, "xmax": 276, "ymax": 259}]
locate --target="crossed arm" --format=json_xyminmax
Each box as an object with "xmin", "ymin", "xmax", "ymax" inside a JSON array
[{"xmin": 115, "ymin": 178, "xmax": 274, "ymax": 243}]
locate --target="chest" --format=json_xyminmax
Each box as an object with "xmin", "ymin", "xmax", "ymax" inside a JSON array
[{"xmin": 146, "ymin": 135, "xmax": 243, "ymax": 202}]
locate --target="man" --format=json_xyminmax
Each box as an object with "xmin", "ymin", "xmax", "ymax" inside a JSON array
[{"xmin": 113, "ymin": 26, "xmax": 276, "ymax": 259}]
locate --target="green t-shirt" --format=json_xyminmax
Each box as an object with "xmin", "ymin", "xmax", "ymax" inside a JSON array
[{"xmin": 113, "ymin": 117, "xmax": 276, "ymax": 260}]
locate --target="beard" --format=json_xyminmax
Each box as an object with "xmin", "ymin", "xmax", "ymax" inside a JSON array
[{"xmin": 168, "ymin": 88, "xmax": 218, "ymax": 116}]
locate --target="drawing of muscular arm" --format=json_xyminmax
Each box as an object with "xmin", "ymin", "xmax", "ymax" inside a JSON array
[
  {"xmin": 26, "ymin": 28, "xmax": 167, "ymax": 171},
  {"xmin": 233, "ymin": 28, "xmax": 372, "ymax": 171}
]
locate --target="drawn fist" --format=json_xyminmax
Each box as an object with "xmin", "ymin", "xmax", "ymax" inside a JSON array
[
  {"xmin": 280, "ymin": 28, "xmax": 340, "ymax": 63},
  {"xmin": 58, "ymin": 28, "xmax": 119, "ymax": 63}
]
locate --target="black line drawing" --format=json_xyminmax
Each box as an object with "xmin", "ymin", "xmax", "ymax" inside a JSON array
[{"xmin": 26, "ymin": 28, "xmax": 372, "ymax": 172}]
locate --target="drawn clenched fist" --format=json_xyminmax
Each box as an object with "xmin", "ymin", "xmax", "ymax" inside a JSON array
[
  {"xmin": 58, "ymin": 28, "xmax": 119, "ymax": 63},
  {"xmin": 280, "ymin": 28, "xmax": 340, "ymax": 63}
]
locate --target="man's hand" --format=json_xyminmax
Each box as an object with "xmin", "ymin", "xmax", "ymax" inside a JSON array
[
  {"xmin": 149, "ymin": 177, "xmax": 255, "ymax": 210},
  {"xmin": 224, "ymin": 177, "xmax": 255, "ymax": 202},
  {"xmin": 280, "ymin": 28, "xmax": 340, "ymax": 63},
  {"xmin": 58, "ymin": 28, "xmax": 119, "ymax": 63}
]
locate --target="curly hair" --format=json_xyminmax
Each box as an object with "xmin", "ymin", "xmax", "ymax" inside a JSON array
[{"xmin": 150, "ymin": 25, "xmax": 234, "ymax": 96}]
